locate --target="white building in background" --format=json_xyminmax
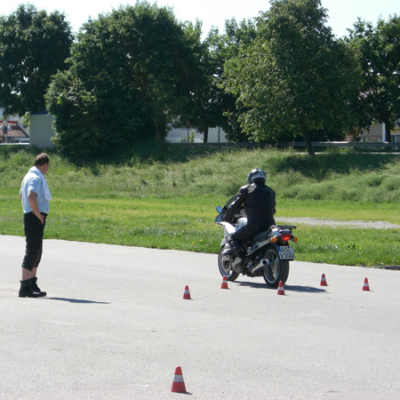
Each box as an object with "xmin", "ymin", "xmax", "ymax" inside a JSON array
[
  {"xmin": 4, "ymin": 108, "xmax": 231, "ymax": 147},
  {"xmin": 166, "ymin": 127, "xmax": 203, "ymax": 143},
  {"xmin": 166, "ymin": 127, "xmax": 227, "ymax": 143},
  {"xmin": 361, "ymin": 122, "xmax": 400, "ymax": 142},
  {"xmin": 26, "ymin": 112, "xmax": 229, "ymax": 148},
  {"xmin": 0, "ymin": 108, "xmax": 56, "ymax": 147},
  {"xmin": 387, "ymin": 123, "xmax": 400, "ymax": 142},
  {"xmin": 207, "ymin": 127, "xmax": 227, "ymax": 143},
  {"xmin": 29, "ymin": 111, "xmax": 56, "ymax": 148}
]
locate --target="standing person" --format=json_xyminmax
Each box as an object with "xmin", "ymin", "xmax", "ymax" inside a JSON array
[
  {"xmin": 18, "ymin": 153, "xmax": 51, "ymax": 297},
  {"xmin": 224, "ymin": 168, "xmax": 276, "ymax": 269}
]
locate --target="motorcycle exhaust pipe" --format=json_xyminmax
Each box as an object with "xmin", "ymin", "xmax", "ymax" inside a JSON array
[{"xmin": 249, "ymin": 258, "xmax": 270, "ymax": 275}]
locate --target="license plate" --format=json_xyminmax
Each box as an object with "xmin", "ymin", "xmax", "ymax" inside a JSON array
[{"xmin": 278, "ymin": 246, "xmax": 295, "ymax": 260}]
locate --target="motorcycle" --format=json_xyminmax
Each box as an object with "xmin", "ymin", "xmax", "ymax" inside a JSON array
[{"xmin": 215, "ymin": 195, "xmax": 298, "ymax": 288}]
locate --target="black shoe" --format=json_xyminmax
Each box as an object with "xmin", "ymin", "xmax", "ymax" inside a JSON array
[
  {"xmin": 29, "ymin": 277, "xmax": 47, "ymax": 297},
  {"xmin": 238, "ymin": 256, "xmax": 252, "ymax": 272},
  {"xmin": 19, "ymin": 280, "xmax": 40, "ymax": 298},
  {"xmin": 243, "ymin": 256, "xmax": 252, "ymax": 265}
]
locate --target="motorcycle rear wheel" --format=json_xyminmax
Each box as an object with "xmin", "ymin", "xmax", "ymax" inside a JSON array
[
  {"xmin": 218, "ymin": 247, "xmax": 239, "ymax": 281},
  {"xmin": 262, "ymin": 246, "xmax": 290, "ymax": 288}
]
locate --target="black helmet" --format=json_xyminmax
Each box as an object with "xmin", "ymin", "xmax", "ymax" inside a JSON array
[{"xmin": 247, "ymin": 168, "xmax": 266, "ymax": 185}]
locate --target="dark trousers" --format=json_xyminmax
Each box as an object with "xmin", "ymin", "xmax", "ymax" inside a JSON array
[
  {"xmin": 229, "ymin": 224, "xmax": 260, "ymax": 258},
  {"xmin": 22, "ymin": 213, "xmax": 46, "ymax": 271}
]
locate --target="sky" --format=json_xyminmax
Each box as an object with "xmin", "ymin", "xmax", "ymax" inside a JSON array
[{"xmin": 3, "ymin": 0, "xmax": 400, "ymax": 38}]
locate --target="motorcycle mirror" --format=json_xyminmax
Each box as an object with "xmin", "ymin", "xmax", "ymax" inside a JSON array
[{"xmin": 216, "ymin": 206, "xmax": 222, "ymax": 213}]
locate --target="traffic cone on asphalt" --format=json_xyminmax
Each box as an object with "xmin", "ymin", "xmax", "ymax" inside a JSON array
[
  {"xmin": 362, "ymin": 278, "xmax": 370, "ymax": 291},
  {"xmin": 220, "ymin": 276, "xmax": 229, "ymax": 289},
  {"xmin": 170, "ymin": 366, "xmax": 187, "ymax": 393},
  {"xmin": 320, "ymin": 273, "xmax": 328, "ymax": 286},
  {"xmin": 183, "ymin": 285, "xmax": 191, "ymax": 300},
  {"xmin": 277, "ymin": 281, "xmax": 285, "ymax": 295}
]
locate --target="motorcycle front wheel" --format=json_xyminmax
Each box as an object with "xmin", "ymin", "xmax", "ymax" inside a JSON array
[
  {"xmin": 218, "ymin": 246, "xmax": 239, "ymax": 281},
  {"xmin": 262, "ymin": 245, "xmax": 290, "ymax": 288}
]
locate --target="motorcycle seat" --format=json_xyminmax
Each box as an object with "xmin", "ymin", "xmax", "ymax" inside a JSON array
[{"xmin": 251, "ymin": 230, "xmax": 269, "ymax": 244}]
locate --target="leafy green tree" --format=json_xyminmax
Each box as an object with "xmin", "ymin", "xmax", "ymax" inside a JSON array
[
  {"xmin": 223, "ymin": 0, "xmax": 362, "ymax": 154},
  {"xmin": 46, "ymin": 2, "xmax": 203, "ymax": 161},
  {"xmin": 218, "ymin": 19, "xmax": 258, "ymax": 142},
  {"xmin": 348, "ymin": 15, "xmax": 400, "ymax": 142},
  {"xmin": 0, "ymin": 4, "xmax": 73, "ymax": 116},
  {"xmin": 176, "ymin": 27, "xmax": 222, "ymax": 143},
  {"xmin": 177, "ymin": 19, "xmax": 257, "ymax": 143}
]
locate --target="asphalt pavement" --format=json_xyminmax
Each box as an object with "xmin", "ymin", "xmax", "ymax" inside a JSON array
[{"xmin": 1, "ymin": 235, "xmax": 400, "ymax": 399}]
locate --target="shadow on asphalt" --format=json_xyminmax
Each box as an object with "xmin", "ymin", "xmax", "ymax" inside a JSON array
[
  {"xmin": 237, "ymin": 281, "xmax": 327, "ymax": 293},
  {"xmin": 285, "ymin": 285, "xmax": 327, "ymax": 293},
  {"xmin": 47, "ymin": 297, "xmax": 111, "ymax": 304}
]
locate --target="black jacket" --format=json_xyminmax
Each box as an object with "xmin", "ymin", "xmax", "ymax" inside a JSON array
[{"xmin": 224, "ymin": 183, "xmax": 276, "ymax": 229}]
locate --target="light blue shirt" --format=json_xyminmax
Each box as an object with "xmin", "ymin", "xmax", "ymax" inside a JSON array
[{"xmin": 20, "ymin": 171, "xmax": 50, "ymax": 214}]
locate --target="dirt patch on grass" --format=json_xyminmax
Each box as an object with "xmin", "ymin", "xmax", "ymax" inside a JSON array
[{"xmin": 276, "ymin": 217, "xmax": 400, "ymax": 230}]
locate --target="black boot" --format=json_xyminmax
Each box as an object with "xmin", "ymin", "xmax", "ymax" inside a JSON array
[
  {"xmin": 241, "ymin": 256, "xmax": 252, "ymax": 271},
  {"xmin": 29, "ymin": 277, "xmax": 47, "ymax": 297},
  {"xmin": 19, "ymin": 280, "xmax": 40, "ymax": 298}
]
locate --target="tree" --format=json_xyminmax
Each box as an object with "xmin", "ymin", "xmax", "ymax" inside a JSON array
[
  {"xmin": 0, "ymin": 4, "xmax": 73, "ymax": 116},
  {"xmin": 46, "ymin": 2, "xmax": 203, "ymax": 161},
  {"xmin": 348, "ymin": 15, "xmax": 400, "ymax": 142},
  {"xmin": 223, "ymin": 0, "xmax": 362, "ymax": 154},
  {"xmin": 218, "ymin": 19, "xmax": 258, "ymax": 142},
  {"xmin": 175, "ymin": 27, "xmax": 223, "ymax": 144},
  {"xmin": 177, "ymin": 19, "xmax": 257, "ymax": 143}
]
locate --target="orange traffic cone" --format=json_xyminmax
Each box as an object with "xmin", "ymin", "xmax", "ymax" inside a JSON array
[
  {"xmin": 220, "ymin": 276, "xmax": 229, "ymax": 289},
  {"xmin": 320, "ymin": 273, "xmax": 328, "ymax": 286},
  {"xmin": 362, "ymin": 277, "xmax": 370, "ymax": 291},
  {"xmin": 183, "ymin": 285, "xmax": 191, "ymax": 300},
  {"xmin": 170, "ymin": 366, "xmax": 187, "ymax": 393},
  {"xmin": 277, "ymin": 281, "xmax": 285, "ymax": 295}
]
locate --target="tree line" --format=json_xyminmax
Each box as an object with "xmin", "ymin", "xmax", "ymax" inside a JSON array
[{"xmin": 0, "ymin": 0, "xmax": 399, "ymax": 159}]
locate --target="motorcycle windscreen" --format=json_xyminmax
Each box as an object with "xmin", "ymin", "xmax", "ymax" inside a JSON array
[{"xmin": 222, "ymin": 194, "xmax": 240, "ymax": 210}]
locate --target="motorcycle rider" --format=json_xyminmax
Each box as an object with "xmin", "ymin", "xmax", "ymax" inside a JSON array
[{"xmin": 224, "ymin": 168, "xmax": 276, "ymax": 268}]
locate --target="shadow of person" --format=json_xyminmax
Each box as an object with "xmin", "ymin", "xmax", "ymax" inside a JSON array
[{"xmin": 47, "ymin": 297, "xmax": 111, "ymax": 304}]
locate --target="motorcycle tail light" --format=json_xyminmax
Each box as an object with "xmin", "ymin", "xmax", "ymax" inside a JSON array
[{"xmin": 280, "ymin": 233, "xmax": 292, "ymax": 242}]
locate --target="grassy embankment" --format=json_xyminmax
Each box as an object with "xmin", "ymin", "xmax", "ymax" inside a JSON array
[{"xmin": 1, "ymin": 145, "xmax": 400, "ymax": 267}]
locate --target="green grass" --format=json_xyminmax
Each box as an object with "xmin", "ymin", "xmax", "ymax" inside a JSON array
[
  {"xmin": 1, "ymin": 145, "xmax": 400, "ymax": 267},
  {"xmin": 278, "ymin": 199, "xmax": 400, "ymax": 224},
  {"xmin": 294, "ymin": 225, "xmax": 400, "ymax": 266}
]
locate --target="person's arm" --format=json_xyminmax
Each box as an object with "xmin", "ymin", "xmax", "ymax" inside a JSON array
[
  {"xmin": 272, "ymin": 190, "xmax": 276, "ymax": 215},
  {"xmin": 224, "ymin": 188, "xmax": 247, "ymax": 222},
  {"xmin": 27, "ymin": 191, "xmax": 44, "ymax": 224}
]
